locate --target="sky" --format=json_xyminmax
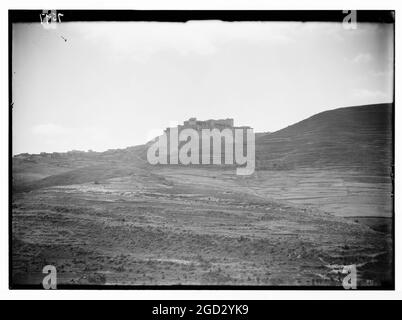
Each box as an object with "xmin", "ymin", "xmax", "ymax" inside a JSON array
[{"xmin": 12, "ymin": 21, "xmax": 394, "ymax": 155}]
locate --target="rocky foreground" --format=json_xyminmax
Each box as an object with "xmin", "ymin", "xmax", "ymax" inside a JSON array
[{"xmin": 12, "ymin": 166, "xmax": 392, "ymax": 287}]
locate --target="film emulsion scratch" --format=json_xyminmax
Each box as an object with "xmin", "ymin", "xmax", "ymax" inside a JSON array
[{"xmin": 9, "ymin": 10, "xmax": 394, "ymax": 289}]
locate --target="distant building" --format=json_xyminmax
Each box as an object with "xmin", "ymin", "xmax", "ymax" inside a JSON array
[
  {"xmin": 160, "ymin": 118, "xmax": 253, "ymax": 165},
  {"xmin": 167, "ymin": 117, "xmax": 249, "ymax": 134}
]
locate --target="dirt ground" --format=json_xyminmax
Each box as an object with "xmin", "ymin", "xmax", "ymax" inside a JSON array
[{"xmin": 11, "ymin": 166, "xmax": 393, "ymax": 287}]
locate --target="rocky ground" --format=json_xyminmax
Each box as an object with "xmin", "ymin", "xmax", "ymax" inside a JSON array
[{"xmin": 11, "ymin": 166, "xmax": 393, "ymax": 287}]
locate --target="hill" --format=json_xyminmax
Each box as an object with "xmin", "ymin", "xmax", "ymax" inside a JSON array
[
  {"xmin": 11, "ymin": 103, "xmax": 394, "ymax": 286},
  {"xmin": 255, "ymin": 103, "xmax": 393, "ymax": 174},
  {"xmin": 12, "ymin": 103, "xmax": 394, "ymax": 193}
]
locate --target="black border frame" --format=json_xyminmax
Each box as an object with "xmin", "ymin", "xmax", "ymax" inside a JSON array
[{"xmin": 8, "ymin": 9, "xmax": 395, "ymax": 290}]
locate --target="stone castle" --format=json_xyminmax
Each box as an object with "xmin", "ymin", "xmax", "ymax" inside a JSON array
[{"xmin": 165, "ymin": 117, "xmax": 250, "ymax": 133}]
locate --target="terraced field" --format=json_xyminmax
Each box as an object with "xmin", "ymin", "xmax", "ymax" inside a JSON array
[{"xmin": 12, "ymin": 166, "xmax": 393, "ymax": 287}]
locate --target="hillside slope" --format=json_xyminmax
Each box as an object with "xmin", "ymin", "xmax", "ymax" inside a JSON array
[
  {"xmin": 12, "ymin": 145, "xmax": 148, "ymax": 193},
  {"xmin": 12, "ymin": 103, "xmax": 394, "ymax": 193},
  {"xmin": 255, "ymin": 103, "xmax": 393, "ymax": 174}
]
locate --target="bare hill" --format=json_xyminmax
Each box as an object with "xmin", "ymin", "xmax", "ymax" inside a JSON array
[
  {"xmin": 12, "ymin": 103, "xmax": 393, "ymax": 193},
  {"xmin": 255, "ymin": 103, "xmax": 393, "ymax": 173}
]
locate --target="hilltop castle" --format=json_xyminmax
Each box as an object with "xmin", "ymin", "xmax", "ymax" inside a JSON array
[
  {"xmin": 165, "ymin": 117, "xmax": 250, "ymax": 134},
  {"xmin": 149, "ymin": 117, "xmax": 255, "ymax": 174}
]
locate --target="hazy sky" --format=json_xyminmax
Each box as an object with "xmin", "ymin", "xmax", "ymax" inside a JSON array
[{"xmin": 12, "ymin": 21, "xmax": 394, "ymax": 154}]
